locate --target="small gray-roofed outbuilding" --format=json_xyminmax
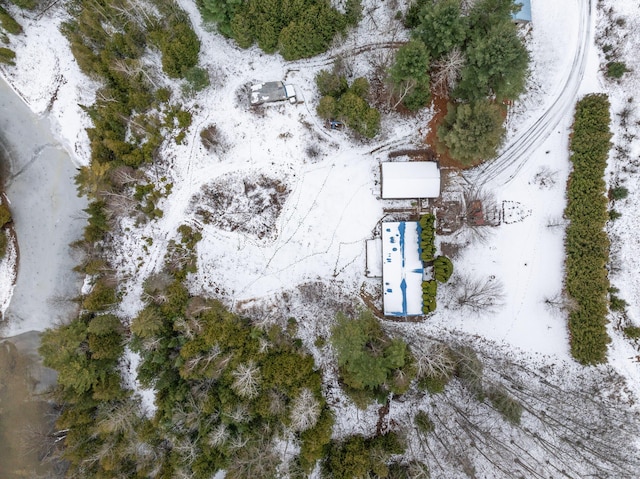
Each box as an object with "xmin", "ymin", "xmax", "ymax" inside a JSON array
[{"xmin": 250, "ymin": 81, "xmax": 294, "ymax": 105}]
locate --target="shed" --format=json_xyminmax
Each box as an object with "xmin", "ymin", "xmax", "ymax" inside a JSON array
[
  {"xmin": 382, "ymin": 222, "xmax": 424, "ymax": 317},
  {"xmin": 381, "ymin": 162, "xmax": 441, "ymax": 199},
  {"xmin": 250, "ymin": 81, "xmax": 296, "ymax": 106},
  {"xmin": 512, "ymin": 0, "xmax": 531, "ymax": 24}
]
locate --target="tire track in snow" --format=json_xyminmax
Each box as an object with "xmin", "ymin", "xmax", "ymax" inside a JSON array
[{"xmin": 465, "ymin": 0, "xmax": 593, "ymax": 187}]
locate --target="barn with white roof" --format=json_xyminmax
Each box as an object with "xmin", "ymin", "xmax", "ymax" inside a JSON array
[{"xmin": 381, "ymin": 162, "xmax": 441, "ymax": 199}]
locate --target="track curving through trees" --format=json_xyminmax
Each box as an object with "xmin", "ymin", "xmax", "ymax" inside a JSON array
[{"xmin": 464, "ymin": 0, "xmax": 594, "ymax": 187}]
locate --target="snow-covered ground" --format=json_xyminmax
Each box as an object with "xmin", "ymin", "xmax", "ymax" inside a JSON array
[{"xmin": 1, "ymin": 0, "xmax": 640, "ymax": 464}]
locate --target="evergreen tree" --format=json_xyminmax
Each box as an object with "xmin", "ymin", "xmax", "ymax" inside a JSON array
[{"xmin": 437, "ymin": 100, "xmax": 505, "ymax": 165}]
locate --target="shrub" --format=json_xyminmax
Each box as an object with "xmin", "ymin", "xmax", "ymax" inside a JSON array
[
  {"xmin": 610, "ymin": 186, "xmax": 628, "ymax": 200},
  {"xmin": 183, "ymin": 66, "xmax": 210, "ymax": 94},
  {"xmin": 422, "ymin": 280, "xmax": 437, "ymax": 314},
  {"xmin": 418, "ymin": 372, "xmax": 450, "ymax": 394},
  {"xmin": 415, "ymin": 410, "xmax": 434, "ymax": 433},
  {"xmin": 433, "ymin": 256, "xmax": 453, "ymax": 283},
  {"xmin": 419, "ymin": 214, "xmax": 436, "ymax": 262},
  {"xmin": 609, "ymin": 209, "xmax": 621, "ymax": 221},
  {"xmin": 0, "ymin": 6, "xmax": 22, "ymax": 34},
  {"xmin": 608, "ymin": 287, "xmax": 627, "ymax": 312},
  {"xmin": 0, "ymin": 47, "xmax": 16, "ymax": 64},
  {"xmin": 0, "ymin": 202, "xmax": 11, "ymax": 226},
  {"xmin": 623, "ymin": 326, "xmax": 640, "ymax": 339},
  {"xmin": 606, "ymin": 61, "xmax": 628, "ymax": 79},
  {"xmin": 488, "ymin": 387, "xmax": 522, "ymax": 425},
  {"xmin": 0, "ymin": 230, "xmax": 7, "ymax": 259},
  {"xmin": 454, "ymin": 346, "xmax": 484, "ymax": 399}
]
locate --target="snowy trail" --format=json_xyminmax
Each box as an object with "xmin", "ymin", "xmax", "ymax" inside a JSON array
[{"xmin": 466, "ymin": 0, "xmax": 593, "ymax": 187}]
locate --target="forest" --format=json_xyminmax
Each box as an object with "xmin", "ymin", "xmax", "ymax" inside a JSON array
[{"xmin": 2, "ymin": 0, "xmax": 638, "ymax": 476}]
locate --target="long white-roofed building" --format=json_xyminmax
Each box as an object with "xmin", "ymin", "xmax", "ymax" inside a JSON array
[
  {"xmin": 382, "ymin": 221, "xmax": 424, "ymax": 317},
  {"xmin": 381, "ymin": 161, "xmax": 441, "ymax": 199}
]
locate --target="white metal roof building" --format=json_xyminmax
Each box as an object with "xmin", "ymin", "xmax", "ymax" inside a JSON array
[
  {"xmin": 382, "ymin": 222, "xmax": 424, "ymax": 317},
  {"xmin": 381, "ymin": 161, "xmax": 441, "ymax": 199}
]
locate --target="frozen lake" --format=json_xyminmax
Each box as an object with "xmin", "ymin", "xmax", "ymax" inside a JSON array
[{"xmin": 0, "ymin": 76, "xmax": 87, "ymax": 336}]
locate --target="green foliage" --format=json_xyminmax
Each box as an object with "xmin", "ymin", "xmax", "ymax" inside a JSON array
[
  {"xmin": 419, "ymin": 213, "xmax": 436, "ymax": 261},
  {"xmin": 488, "ymin": 387, "xmax": 522, "ymax": 425},
  {"xmin": 433, "ymin": 256, "xmax": 453, "ymax": 283},
  {"xmin": 324, "ymin": 432, "xmax": 405, "ymax": 479},
  {"xmin": 606, "ymin": 61, "xmax": 628, "ymax": 79},
  {"xmin": 331, "ymin": 310, "xmax": 415, "ymax": 405},
  {"xmin": 608, "ymin": 209, "xmax": 622, "ymax": 221},
  {"xmin": 131, "ymin": 305, "xmax": 165, "ymax": 339},
  {"xmin": 83, "ymin": 200, "xmax": 110, "ymax": 242},
  {"xmin": 316, "ymin": 68, "xmax": 349, "ymax": 97},
  {"xmin": 0, "ymin": 201, "xmax": 11, "ymax": 226},
  {"xmin": 82, "ymin": 280, "xmax": 117, "ymax": 311},
  {"xmin": 150, "ymin": 14, "xmax": 200, "ymax": 78},
  {"xmin": 623, "ymin": 326, "xmax": 640, "ymax": 339},
  {"xmin": 388, "ymin": 40, "xmax": 431, "ymax": 110},
  {"xmin": 564, "ymin": 94, "xmax": 612, "ymax": 365},
  {"xmin": 454, "ymin": 346, "xmax": 484, "ymax": 399},
  {"xmin": 608, "ymin": 287, "xmax": 627, "ymax": 312},
  {"xmin": 0, "ymin": 230, "xmax": 7, "ymax": 260},
  {"xmin": 0, "ymin": 46, "xmax": 15, "ymax": 64},
  {"xmin": 437, "ymin": 100, "xmax": 505, "ymax": 165},
  {"xmin": 183, "ymin": 66, "xmax": 210, "ymax": 95},
  {"xmin": 0, "ymin": 5, "xmax": 22, "ymax": 34},
  {"xmin": 316, "ymin": 71, "xmax": 381, "ymax": 138},
  {"xmin": 412, "ymin": 0, "xmax": 466, "ymax": 59},
  {"xmin": 215, "ymin": 0, "xmax": 351, "ymax": 60},
  {"xmin": 7, "ymin": 0, "xmax": 37, "ymax": 8},
  {"xmin": 422, "ymin": 280, "xmax": 437, "ymax": 314},
  {"xmin": 299, "ymin": 408, "xmax": 334, "ymax": 472},
  {"xmin": 417, "ymin": 372, "xmax": 450, "ymax": 394},
  {"xmin": 415, "ymin": 410, "xmax": 434, "ymax": 434},
  {"xmin": 610, "ymin": 186, "xmax": 628, "ymax": 200}
]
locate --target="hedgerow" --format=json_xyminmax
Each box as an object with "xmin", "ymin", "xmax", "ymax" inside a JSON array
[
  {"xmin": 564, "ymin": 94, "xmax": 612, "ymax": 364},
  {"xmin": 419, "ymin": 213, "xmax": 436, "ymax": 261}
]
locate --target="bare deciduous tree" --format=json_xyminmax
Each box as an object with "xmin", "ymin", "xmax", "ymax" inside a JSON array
[
  {"xmin": 432, "ymin": 47, "xmax": 465, "ymax": 96},
  {"xmin": 231, "ymin": 362, "xmax": 261, "ymax": 399},
  {"xmin": 412, "ymin": 342, "xmax": 456, "ymax": 380},
  {"xmin": 289, "ymin": 388, "xmax": 320, "ymax": 432},
  {"xmin": 449, "ymin": 275, "xmax": 505, "ymax": 315}
]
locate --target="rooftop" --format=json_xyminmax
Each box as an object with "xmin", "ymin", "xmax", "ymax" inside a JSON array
[
  {"xmin": 382, "ymin": 222, "xmax": 424, "ymax": 317},
  {"xmin": 381, "ymin": 161, "xmax": 441, "ymax": 199}
]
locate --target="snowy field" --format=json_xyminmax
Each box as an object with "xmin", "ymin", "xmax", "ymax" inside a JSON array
[{"xmin": 1, "ymin": 0, "xmax": 640, "ymax": 472}]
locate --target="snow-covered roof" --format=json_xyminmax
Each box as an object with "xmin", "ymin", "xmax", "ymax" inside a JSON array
[
  {"xmin": 250, "ymin": 81, "xmax": 291, "ymax": 105},
  {"xmin": 381, "ymin": 162, "xmax": 441, "ymax": 199},
  {"xmin": 382, "ymin": 222, "xmax": 423, "ymax": 317},
  {"xmin": 513, "ymin": 0, "xmax": 532, "ymax": 23}
]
